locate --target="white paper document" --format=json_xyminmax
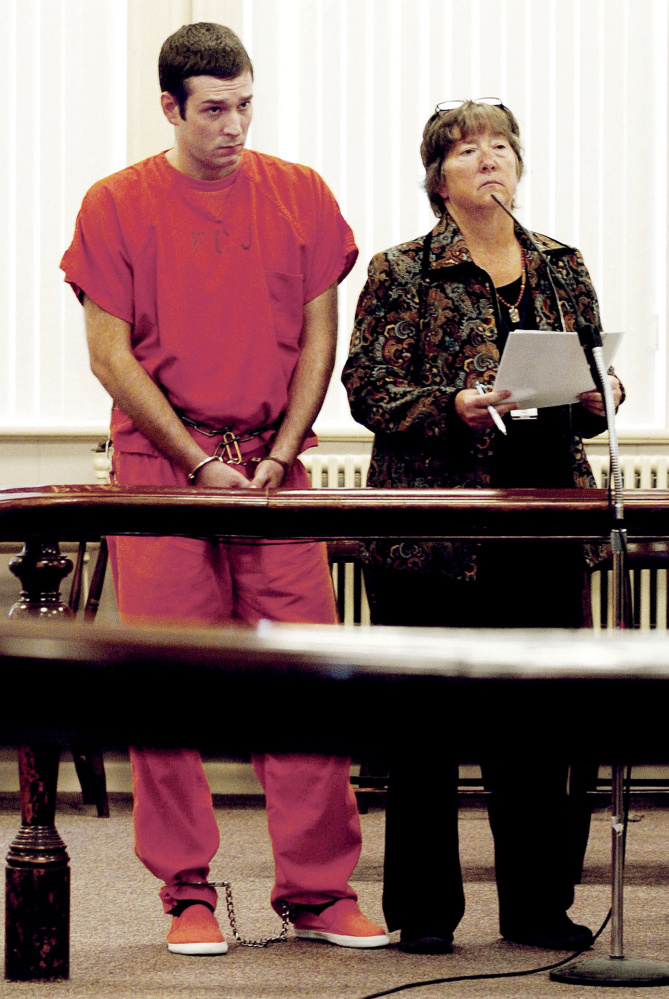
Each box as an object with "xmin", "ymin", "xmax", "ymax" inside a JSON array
[{"xmin": 493, "ymin": 330, "xmax": 624, "ymax": 409}]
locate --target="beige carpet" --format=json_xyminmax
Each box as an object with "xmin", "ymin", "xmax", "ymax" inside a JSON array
[{"xmin": 1, "ymin": 795, "xmax": 669, "ymax": 999}]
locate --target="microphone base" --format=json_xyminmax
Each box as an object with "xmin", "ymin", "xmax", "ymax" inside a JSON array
[{"xmin": 550, "ymin": 956, "xmax": 669, "ymax": 987}]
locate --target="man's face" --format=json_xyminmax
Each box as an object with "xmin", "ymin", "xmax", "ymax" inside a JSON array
[{"xmin": 161, "ymin": 72, "xmax": 253, "ymax": 181}]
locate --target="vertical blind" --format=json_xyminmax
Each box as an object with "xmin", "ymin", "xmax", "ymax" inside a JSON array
[
  {"xmin": 239, "ymin": 0, "xmax": 667, "ymax": 433},
  {"xmin": 1, "ymin": 0, "xmax": 128, "ymax": 431},
  {"xmin": 3, "ymin": 0, "xmax": 667, "ymax": 433}
]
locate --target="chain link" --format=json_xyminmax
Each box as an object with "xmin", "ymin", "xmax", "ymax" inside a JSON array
[{"xmin": 178, "ymin": 880, "xmax": 290, "ymax": 949}]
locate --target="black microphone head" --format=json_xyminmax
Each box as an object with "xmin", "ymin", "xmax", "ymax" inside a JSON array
[{"xmin": 577, "ymin": 324, "xmax": 603, "ymax": 350}]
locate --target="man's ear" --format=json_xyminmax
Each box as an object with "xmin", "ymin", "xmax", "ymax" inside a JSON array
[{"xmin": 161, "ymin": 91, "xmax": 182, "ymax": 125}]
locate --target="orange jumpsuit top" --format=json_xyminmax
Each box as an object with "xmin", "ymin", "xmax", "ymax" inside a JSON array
[{"xmin": 60, "ymin": 149, "xmax": 358, "ymax": 454}]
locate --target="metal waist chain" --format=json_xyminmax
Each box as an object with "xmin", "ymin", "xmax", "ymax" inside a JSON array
[
  {"xmin": 179, "ymin": 413, "xmax": 267, "ymax": 441},
  {"xmin": 177, "ymin": 413, "xmax": 270, "ymax": 466}
]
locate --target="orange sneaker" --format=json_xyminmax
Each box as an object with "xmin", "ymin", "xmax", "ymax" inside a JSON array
[
  {"xmin": 166, "ymin": 904, "xmax": 228, "ymax": 955},
  {"xmin": 293, "ymin": 899, "xmax": 390, "ymax": 948}
]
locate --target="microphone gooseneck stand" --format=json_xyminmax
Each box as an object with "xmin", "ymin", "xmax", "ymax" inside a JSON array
[
  {"xmin": 551, "ymin": 343, "xmax": 669, "ymax": 987},
  {"xmin": 490, "ymin": 194, "xmax": 669, "ymax": 986}
]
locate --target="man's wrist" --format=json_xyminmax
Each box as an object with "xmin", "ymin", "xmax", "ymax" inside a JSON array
[
  {"xmin": 265, "ymin": 455, "xmax": 292, "ymax": 478},
  {"xmin": 187, "ymin": 455, "xmax": 223, "ymax": 485}
]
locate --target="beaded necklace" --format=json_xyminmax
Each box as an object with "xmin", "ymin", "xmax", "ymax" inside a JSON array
[{"xmin": 496, "ymin": 249, "xmax": 526, "ymax": 324}]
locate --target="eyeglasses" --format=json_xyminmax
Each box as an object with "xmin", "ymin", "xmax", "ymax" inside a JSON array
[{"xmin": 435, "ymin": 97, "xmax": 506, "ymax": 114}]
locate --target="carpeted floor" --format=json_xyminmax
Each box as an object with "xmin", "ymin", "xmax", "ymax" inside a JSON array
[{"xmin": 1, "ymin": 795, "xmax": 669, "ymax": 999}]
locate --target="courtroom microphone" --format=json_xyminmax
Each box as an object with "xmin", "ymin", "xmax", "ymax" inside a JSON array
[
  {"xmin": 490, "ymin": 194, "xmax": 622, "ymax": 503},
  {"xmin": 490, "ymin": 193, "xmax": 630, "ymax": 626},
  {"xmin": 490, "ymin": 193, "xmax": 604, "ymax": 387}
]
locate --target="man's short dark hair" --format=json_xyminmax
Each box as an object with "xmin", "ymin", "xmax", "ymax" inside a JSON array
[{"xmin": 159, "ymin": 22, "xmax": 253, "ymax": 118}]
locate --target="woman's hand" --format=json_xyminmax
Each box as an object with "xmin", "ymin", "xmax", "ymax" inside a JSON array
[
  {"xmin": 578, "ymin": 375, "xmax": 623, "ymax": 417},
  {"xmin": 455, "ymin": 388, "xmax": 516, "ymax": 431}
]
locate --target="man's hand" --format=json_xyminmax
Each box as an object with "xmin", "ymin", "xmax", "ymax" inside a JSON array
[
  {"xmin": 455, "ymin": 388, "xmax": 516, "ymax": 431},
  {"xmin": 248, "ymin": 459, "xmax": 288, "ymax": 490},
  {"xmin": 193, "ymin": 459, "xmax": 250, "ymax": 489},
  {"xmin": 192, "ymin": 457, "xmax": 287, "ymax": 489}
]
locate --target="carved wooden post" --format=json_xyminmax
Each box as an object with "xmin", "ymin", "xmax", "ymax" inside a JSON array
[
  {"xmin": 5, "ymin": 748, "xmax": 70, "ymax": 980},
  {"xmin": 8, "ymin": 540, "xmax": 74, "ymax": 620},
  {"xmin": 5, "ymin": 540, "xmax": 72, "ymax": 980}
]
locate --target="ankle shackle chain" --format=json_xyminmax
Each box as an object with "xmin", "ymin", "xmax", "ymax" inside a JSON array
[{"xmin": 177, "ymin": 879, "xmax": 290, "ymax": 948}]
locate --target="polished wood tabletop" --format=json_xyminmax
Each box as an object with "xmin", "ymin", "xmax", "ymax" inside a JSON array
[{"xmin": 0, "ymin": 484, "xmax": 665, "ymax": 541}]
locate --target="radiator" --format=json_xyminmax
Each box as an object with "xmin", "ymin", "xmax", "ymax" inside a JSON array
[
  {"xmin": 304, "ymin": 453, "xmax": 669, "ymax": 631},
  {"xmin": 588, "ymin": 455, "xmax": 669, "ymax": 631},
  {"xmin": 302, "ymin": 453, "xmax": 371, "ymax": 489},
  {"xmin": 587, "ymin": 454, "xmax": 669, "ymax": 491},
  {"xmin": 302, "ymin": 454, "xmax": 371, "ymax": 624}
]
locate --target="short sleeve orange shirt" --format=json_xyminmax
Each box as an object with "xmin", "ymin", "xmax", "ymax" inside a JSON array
[{"xmin": 61, "ymin": 150, "xmax": 358, "ymax": 453}]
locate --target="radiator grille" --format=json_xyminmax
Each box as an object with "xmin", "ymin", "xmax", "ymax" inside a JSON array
[
  {"xmin": 588, "ymin": 454, "xmax": 669, "ymax": 631},
  {"xmin": 302, "ymin": 454, "xmax": 371, "ymax": 624},
  {"xmin": 304, "ymin": 452, "xmax": 669, "ymax": 631},
  {"xmin": 588, "ymin": 454, "xmax": 669, "ymax": 491},
  {"xmin": 302, "ymin": 453, "xmax": 371, "ymax": 489}
]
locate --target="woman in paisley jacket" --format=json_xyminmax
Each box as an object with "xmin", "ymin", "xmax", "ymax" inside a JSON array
[{"xmin": 342, "ymin": 100, "xmax": 623, "ymax": 955}]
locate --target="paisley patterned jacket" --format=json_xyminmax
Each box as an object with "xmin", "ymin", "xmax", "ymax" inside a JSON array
[{"xmin": 342, "ymin": 212, "xmax": 616, "ymax": 579}]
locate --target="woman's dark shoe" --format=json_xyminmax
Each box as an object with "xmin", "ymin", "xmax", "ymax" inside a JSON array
[
  {"xmin": 398, "ymin": 928, "xmax": 454, "ymax": 954},
  {"xmin": 502, "ymin": 915, "xmax": 593, "ymax": 951}
]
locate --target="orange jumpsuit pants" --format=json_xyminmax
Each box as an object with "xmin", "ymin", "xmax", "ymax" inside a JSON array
[{"xmin": 109, "ymin": 446, "xmax": 362, "ymax": 915}]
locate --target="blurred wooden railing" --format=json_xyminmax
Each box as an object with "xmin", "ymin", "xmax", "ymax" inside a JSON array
[{"xmin": 2, "ymin": 482, "xmax": 669, "ymax": 541}]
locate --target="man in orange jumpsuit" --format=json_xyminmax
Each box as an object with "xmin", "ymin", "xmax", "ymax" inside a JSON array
[{"xmin": 61, "ymin": 22, "xmax": 389, "ymax": 956}]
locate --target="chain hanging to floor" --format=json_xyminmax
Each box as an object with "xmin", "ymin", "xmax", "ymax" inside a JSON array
[{"xmin": 178, "ymin": 879, "xmax": 290, "ymax": 947}]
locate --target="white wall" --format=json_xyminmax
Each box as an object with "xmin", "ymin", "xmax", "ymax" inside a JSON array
[{"xmin": 0, "ymin": 0, "xmax": 128, "ymax": 434}]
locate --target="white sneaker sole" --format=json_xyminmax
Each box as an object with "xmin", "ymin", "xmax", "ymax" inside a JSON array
[
  {"xmin": 295, "ymin": 929, "xmax": 390, "ymax": 949},
  {"xmin": 167, "ymin": 940, "xmax": 228, "ymax": 955}
]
